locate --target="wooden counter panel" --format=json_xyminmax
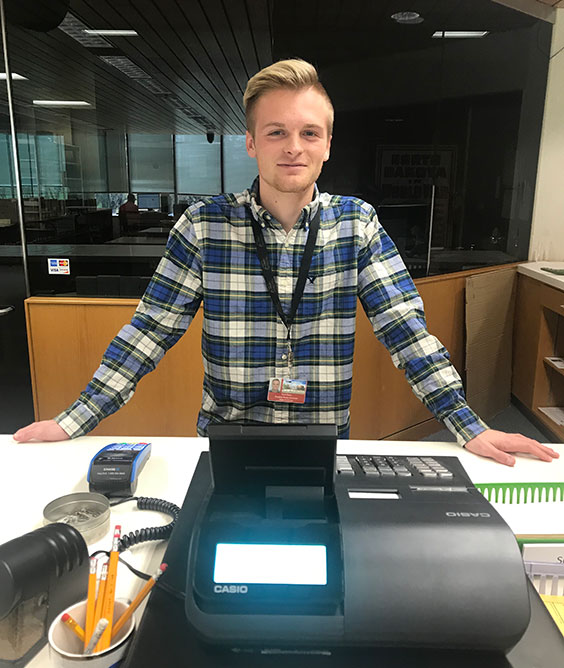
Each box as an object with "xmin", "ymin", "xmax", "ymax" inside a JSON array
[
  {"xmin": 26, "ymin": 268, "xmax": 479, "ymax": 440},
  {"xmin": 25, "ymin": 298, "xmax": 203, "ymax": 436},
  {"xmin": 512, "ymin": 276, "xmax": 542, "ymax": 408},
  {"xmin": 349, "ymin": 274, "xmax": 466, "ymax": 439}
]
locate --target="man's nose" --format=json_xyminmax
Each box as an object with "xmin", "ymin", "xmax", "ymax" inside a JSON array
[{"xmin": 284, "ymin": 133, "xmax": 303, "ymax": 154}]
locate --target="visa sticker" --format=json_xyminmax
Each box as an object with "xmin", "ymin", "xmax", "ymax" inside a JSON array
[{"xmin": 48, "ymin": 258, "xmax": 70, "ymax": 275}]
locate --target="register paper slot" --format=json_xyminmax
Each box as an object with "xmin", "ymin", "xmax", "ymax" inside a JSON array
[{"xmin": 348, "ymin": 490, "xmax": 400, "ymax": 500}]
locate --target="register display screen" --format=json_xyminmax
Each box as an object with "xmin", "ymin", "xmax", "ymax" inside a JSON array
[{"xmin": 213, "ymin": 543, "xmax": 327, "ymax": 585}]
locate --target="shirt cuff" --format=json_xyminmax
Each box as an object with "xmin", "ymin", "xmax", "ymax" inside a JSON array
[
  {"xmin": 54, "ymin": 400, "xmax": 101, "ymax": 439},
  {"xmin": 442, "ymin": 405, "xmax": 489, "ymax": 447}
]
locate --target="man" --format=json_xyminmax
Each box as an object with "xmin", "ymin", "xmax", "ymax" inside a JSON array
[
  {"xmin": 119, "ymin": 193, "xmax": 139, "ymax": 216},
  {"xmin": 14, "ymin": 59, "xmax": 558, "ymax": 467},
  {"xmin": 118, "ymin": 193, "xmax": 139, "ymax": 233}
]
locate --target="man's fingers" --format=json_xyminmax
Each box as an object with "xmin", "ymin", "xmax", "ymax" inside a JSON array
[
  {"xmin": 507, "ymin": 435, "xmax": 559, "ymax": 461},
  {"xmin": 13, "ymin": 424, "xmax": 37, "ymax": 442},
  {"xmin": 465, "ymin": 439, "xmax": 516, "ymax": 467},
  {"xmin": 529, "ymin": 443, "xmax": 558, "ymax": 462},
  {"xmin": 488, "ymin": 448, "xmax": 516, "ymax": 467}
]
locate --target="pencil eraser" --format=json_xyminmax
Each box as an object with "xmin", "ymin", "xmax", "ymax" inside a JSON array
[
  {"xmin": 160, "ymin": 563, "xmax": 168, "ymax": 572},
  {"xmin": 61, "ymin": 613, "xmax": 70, "ymax": 622}
]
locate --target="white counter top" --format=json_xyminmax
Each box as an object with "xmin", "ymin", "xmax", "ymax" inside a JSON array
[
  {"xmin": 2, "ymin": 434, "xmax": 563, "ymax": 666},
  {"xmin": 517, "ymin": 261, "xmax": 564, "ymax": 291}
]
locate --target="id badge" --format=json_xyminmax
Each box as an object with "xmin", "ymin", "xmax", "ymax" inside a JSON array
[{"xmin": 268, "ymin": 377, "xmax": 307, "ymax": 404}]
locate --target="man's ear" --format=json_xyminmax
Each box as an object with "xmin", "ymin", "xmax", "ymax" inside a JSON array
[
  {"xmin": 246, "ymin": 131, "xmax": 256, "ymax": 158},
  {"xmin": 323, "ymin": 135, "xmax": 332, "ymax": 162}
]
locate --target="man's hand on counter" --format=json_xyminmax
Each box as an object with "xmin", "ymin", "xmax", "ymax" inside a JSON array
[
  {"xmin": 465, "ymin": 429, "xmax": 560, "ymax": 466},
  {"xmin": 13, "ymin": 419, "xmax": 70, "ymax": 443}
]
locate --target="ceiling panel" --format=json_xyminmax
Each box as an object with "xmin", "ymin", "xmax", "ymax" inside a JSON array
[{"xmin": 1, "ymin": 0, "xmax": 548, "ymax": 136}]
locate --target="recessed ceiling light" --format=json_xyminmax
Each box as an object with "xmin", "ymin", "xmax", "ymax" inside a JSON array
[
  {"xmin": 84, "ymin": 29, "xmax": 138, "ymax": 36},
  {"xmin": 99, "ymin": 56, "xmax": 150, "ymax": 80},
  {"xmin": 33, "ymin": 100, "xmax": 92, "ymax": 107},
  {"xmin": 433, "ymin": 31, "xmax": 489, "ymax": 38},
  {"xmin": 0, "ymin": 73, "xmax": 28, "ymax": 80},
  {"xmin": 391, "ymin": 12, "xmax": 424, "ymax": 25},
  {"xmin": 59, "ymin": 14, "xmax": 111, "ymax": 47}
]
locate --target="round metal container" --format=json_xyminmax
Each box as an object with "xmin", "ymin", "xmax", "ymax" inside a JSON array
[{"xmin": 43, "ymin": 492, "xmax": 110, "ymax": 544}]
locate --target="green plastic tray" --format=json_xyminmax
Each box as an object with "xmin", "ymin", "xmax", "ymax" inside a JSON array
[{"xmin": 475, "ymin": 481, "xmax": 564, "ymax": 504}]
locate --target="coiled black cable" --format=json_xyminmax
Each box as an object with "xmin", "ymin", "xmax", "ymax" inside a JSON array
[{"xmin": 108, "ymin": 496, "xmax": 180, "ymax": 552}]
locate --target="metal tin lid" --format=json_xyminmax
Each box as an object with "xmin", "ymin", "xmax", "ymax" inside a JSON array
[{"xmin": 43, "ymin": 492, "xmax": 110, "ymax": 544}]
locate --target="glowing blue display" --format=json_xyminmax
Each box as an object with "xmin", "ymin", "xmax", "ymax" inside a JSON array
[{"xmin": 213, "ymin": 543, "xmax": 327, "ymax": 585}]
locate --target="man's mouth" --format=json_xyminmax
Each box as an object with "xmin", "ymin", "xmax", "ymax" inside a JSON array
[{"xmin": 278, "ymin": 163, "xmax": 307, "ymax": 167}]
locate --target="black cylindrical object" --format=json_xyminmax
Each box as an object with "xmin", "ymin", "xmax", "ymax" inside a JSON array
[{"xmin": 0, "ymin": 523, "xmax": 89, "ymax": 667}]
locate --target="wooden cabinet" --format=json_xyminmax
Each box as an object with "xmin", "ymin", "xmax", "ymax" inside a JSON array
[{"xmin": 513, "ymin": 271, "xmax": 564, "ymax": 440}]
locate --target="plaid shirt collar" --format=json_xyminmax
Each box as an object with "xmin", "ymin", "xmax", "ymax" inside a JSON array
[{"xmin": 247, "ymin": 176, "xmax": 321, "ymax": 231}]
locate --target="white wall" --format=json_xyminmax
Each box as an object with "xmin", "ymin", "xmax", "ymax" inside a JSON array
[{"xmin": 529, "ymin": 9, "xmax": 564, "ymax": 260}]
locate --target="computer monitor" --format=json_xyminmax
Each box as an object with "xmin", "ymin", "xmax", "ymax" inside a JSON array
[{"xmin": 137, "ymin": 193, "xmax": 160, "ymax": 210}]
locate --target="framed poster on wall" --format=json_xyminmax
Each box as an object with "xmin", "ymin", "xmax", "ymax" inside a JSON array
[{"xmin": 376, "ymin": 145, "xmax": 456, "ymax": 248}]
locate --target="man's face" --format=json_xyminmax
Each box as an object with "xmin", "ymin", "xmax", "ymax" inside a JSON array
[
  {"xmin": 246, "ymin": 87, "xmax": 332, "ymax": 197},
  {"xmin": 271, "ymin": 379, "xmax": 280, "ymax": 392}
]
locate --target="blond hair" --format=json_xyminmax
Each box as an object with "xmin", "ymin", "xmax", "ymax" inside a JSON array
[{"xmin": 243, "ymin": 58, "xmax": 334, "ymax": 135}]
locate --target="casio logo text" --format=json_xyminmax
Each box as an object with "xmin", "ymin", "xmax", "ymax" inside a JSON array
[{"xmin": 214, "ymin": 585, "xmax": 248, "ymax": 594}]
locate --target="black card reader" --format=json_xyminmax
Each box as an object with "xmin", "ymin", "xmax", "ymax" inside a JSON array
[{"xmin": 88, "ymin": 442, "xmax": 151, "ymax": 497}]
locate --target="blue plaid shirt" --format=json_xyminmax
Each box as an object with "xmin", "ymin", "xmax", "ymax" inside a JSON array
[{"xmin": 57, "ymin": 178, "xmax": 488, "ymax": 444}]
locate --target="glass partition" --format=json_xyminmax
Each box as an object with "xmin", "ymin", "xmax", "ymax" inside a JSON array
[
  {"xmin": 175, "ymin": 134, "xmax": 221, "ymax": 195},
  {"xmin": 223, "ymin": 134, "xmax": 259, "ymax": 193},
  {"xmin": 1, "ymin": 0, "xmax": 553, "ymax": 297},
  {"xmin": 0, "ymin": 2, "xmax": 34, "ymax": 430}
]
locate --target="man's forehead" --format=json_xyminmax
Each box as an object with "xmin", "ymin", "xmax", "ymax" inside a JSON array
[{"xmin": 254, "ymin": 99, "xmax": 331, "ymax": 132}]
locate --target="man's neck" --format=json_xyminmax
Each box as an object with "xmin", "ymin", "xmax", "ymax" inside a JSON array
[{"xmin": 259, "ymin": 182, "xmax": 315, "ymax": 233}]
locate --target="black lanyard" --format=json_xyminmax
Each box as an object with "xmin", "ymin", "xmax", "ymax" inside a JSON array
[{"xmin": 251, "ymin": 208, "xmax": 321, "ymax": 364}]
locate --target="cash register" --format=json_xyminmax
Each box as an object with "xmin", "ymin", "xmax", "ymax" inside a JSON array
[
  {"xmin": 123, "ymin": 425, "xmax": 564, "ymax": 668},
  {"xmin": 184, "ymin": 424, "xmax": 529, "ymax": 651}
]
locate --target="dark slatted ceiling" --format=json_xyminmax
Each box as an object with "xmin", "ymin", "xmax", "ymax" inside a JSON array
[
  {"xmin": 1, "ymin": 0, "xmax": 541, "ymax": 135},
  {"xmin": 273, "ymin": 0, "xmax": 538, "ymax": 68},
  {"xmin": 3, "ymin": 0, "xmax": 273, "ymax": 135}
]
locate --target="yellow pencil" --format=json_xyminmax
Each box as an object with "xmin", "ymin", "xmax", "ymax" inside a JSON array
[
  {"xmin": 83, "ymin": 557, "xmax": 98, "ymax": 651},
  {"xmin": 89, "ymin": 560, "xmax": 107, "ymax": 649},
  {"xmin": 111, "ymin": 563, "xmax": 168, "ymax": 639},
  {"xmin": 84, "ymin": 618, "xmax": 109, "ymax": 655},
  {"xmin": 61, "ymin": 613, "xmax": 85, "ymax": 642},
  {"xmin": 97, "ymin": 525, "xmax": 121, "ymax": 651}
]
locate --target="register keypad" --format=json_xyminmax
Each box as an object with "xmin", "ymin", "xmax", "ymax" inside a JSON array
[{"xmin": 336, "ymin": 455, "xmax": 454, "ymax": 479}]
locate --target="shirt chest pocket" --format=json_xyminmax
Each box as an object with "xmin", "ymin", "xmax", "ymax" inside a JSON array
[
  {"xmin": 300, "ymin": 266, "xmax": 357, "ymax": 320},
  {"xmin": 304, "ymin": 268, "xmax": 342, "ymax": 295}
]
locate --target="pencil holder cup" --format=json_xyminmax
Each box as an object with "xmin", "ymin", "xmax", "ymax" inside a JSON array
[{"xmin": 48, "ymin": 599, "xmax": 135, "ymax": 667}]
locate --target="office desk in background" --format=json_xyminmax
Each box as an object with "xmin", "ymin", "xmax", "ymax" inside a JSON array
[
  {"xmin": 106, "ymin": 235, "xmax": 167, "ymax": 245},
  {"xmin": 1, "ymin": 435, "xmax": 563, "ymax": 667},
  {"xmin": 138, "ymin": 226, "xmax": 173, "ymax": 236}
]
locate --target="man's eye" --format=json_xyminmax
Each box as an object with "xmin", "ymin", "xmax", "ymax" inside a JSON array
[
  {"xmin": 269, "ymin": 130, "xmax": 283, "ymax": 136},
  {"xmin": 304, "ymin": 131, "xmax": 318, "ymax": 137}
]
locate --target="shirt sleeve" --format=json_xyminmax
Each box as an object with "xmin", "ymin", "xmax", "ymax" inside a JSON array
[
  {"xmin": 356, "ymin": 205, "xmax": 488, "ymax": 446},
  {"xmin": 55, "ymin": 213, "xmax": 204, "ymax": 438}
]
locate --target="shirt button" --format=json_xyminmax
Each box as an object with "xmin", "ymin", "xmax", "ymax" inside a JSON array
[{"xmin": 281, "ymin": 354, "xmax": 287, "ymax": 360}]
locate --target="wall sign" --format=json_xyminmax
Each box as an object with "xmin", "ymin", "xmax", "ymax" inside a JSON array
[
  {"xmin": 377, "ymin": 145, "xmax": 456, "ymax": 247},
  {"xmin": 48, "ymin": 258, "xmax": 70, "ymax": 275}
]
